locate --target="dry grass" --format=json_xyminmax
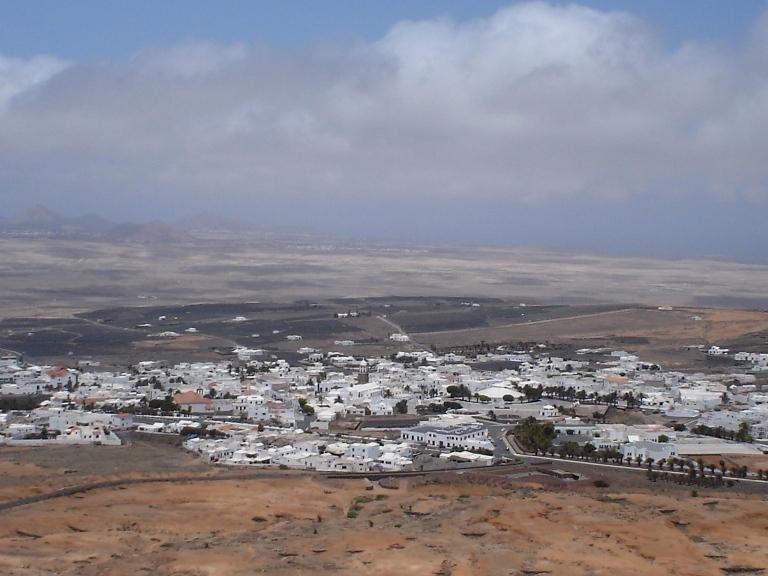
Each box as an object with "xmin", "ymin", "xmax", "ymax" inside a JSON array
[{"xmin": 1, "ymin": 474, "xmax": 766, "ymax": 576}]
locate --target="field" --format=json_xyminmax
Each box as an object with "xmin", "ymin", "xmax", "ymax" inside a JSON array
[
  {"xmin": 1, "ymin": 448, "xmax": 767, "ymax": 576},
  {"xmin": 408, "ymin": 306, "xmax": 768, "ymax": 370},
  {"xmin": 3, "ymin": 296, "xmax": 768, "ymax": 370}
]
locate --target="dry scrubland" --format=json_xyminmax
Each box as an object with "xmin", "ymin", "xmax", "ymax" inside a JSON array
[
  {"xmin": 2, "ymin": 236, "xmax": 768, "ymax": 317},
  {"xmin": 1, "ymin": 473, "xmax": 767, "ymax": 576},
  {"xmin": 4, "ymin": 235, "xmax": 768, "ymax": 369},
  {"xmin": 413, "ymin": 307, "xmax": 768, "ymax": 369}
]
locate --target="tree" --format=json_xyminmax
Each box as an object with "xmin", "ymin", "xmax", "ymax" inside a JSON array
[
  {"xmin": 447, "ymin": 384, "xmax": 471, "ymax": 400},
  {"xmin": 298, "ymin": 398, "xmax": 315, "ymax": 416},
  {"xmin": 583, "ymin": 443, "xmax": 597, "ymax": 459},
  {"xmin": 514, "ymin": 417, "xmax": 555, "ymax": 455},
  {"xmin": 736, "ymin": 422, "xmax": 753, "ymax": 443},
  {"xmin": 394, "ymin": 399, "xmax": 408, "ymax": 414},
  {"xmin": 658, "ymin": 434, "xmax": 669, "ymax": 443},
  {"xmin": 522, "ymin": 384, "xmax": 543, "ymax": 402},
  {"xmin": 148, "ymin": 395, "xmax": 179, "ymax": 413}
]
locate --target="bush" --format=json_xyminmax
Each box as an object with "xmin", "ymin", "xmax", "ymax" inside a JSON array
[{"xmin": 593, "ymin": 479, "xmax": 610, "ymax": 488}]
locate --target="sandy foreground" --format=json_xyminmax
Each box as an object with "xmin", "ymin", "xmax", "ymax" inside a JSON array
[{"xmin": 1, "ymin": 473, "xmax": 767, "ymax": 576}]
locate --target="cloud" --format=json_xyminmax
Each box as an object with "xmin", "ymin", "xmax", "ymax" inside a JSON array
[
  {"xmin": 0, "ymin": 54, "xmax": 69, "ymax": 112},
  {"xmin": 1, "ymin": 1, "xmax": 768, "ymax": 222},
  {"xmin": 134, "ymin": 41, "xmax": 249, "ymax": 78}
]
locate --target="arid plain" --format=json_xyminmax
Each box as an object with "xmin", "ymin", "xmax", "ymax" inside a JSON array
[{"xmin": 3, "ymin": 235, "xmax": 768, "ymax": 317}]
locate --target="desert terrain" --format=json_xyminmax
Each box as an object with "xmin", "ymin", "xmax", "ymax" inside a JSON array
[
  {"xmin": 0, "ymin": 446, "xmax": 767, "ymax": 576},
  {"xmin": 2, "ymin": 235, "xmax": 768, "ymax": 318},
  {"xmin": 2, "ymin": 233, "xmax": 768, "ymax": 370}
]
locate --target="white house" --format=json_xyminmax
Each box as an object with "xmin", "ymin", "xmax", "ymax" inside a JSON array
[
  {"xmin": 620, "ymin": 441, "xmax": 675, "ymax": 462},
  {"xmin": 401, "ymin": 420, "xmax": 488, "ymax": 450},
  {"xmin": 233, "ymin": 395, "xmax": 268, "ymax": 420}
]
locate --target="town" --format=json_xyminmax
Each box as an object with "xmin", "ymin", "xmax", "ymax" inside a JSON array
[{"xmin": 3, "ymin": 332, "xmax": 768, "ymax": 483}]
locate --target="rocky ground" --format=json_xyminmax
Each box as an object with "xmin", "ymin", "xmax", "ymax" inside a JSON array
[{"xmin": 1, "ymin": 465, "xmax": 766, "ymax": 576}]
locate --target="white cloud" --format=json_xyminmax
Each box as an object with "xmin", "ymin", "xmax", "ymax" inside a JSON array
[
  {"xmin": 0, "ymin": 54, "xmax": 69, "ymax": 112},
  {"xmin": 135, "ymin": 41, "xmax": 248, "ymax": 77},
  {"xmin": 1, "ymin": 2, "xmax": 768, "ymax": 217}
]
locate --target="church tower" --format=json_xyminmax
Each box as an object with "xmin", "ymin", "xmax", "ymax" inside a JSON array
[{"xmin": 357, "ymin": 359, "xmax": 370, "ymax": 384}]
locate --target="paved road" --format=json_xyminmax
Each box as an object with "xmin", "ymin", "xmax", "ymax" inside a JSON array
[
  {"xmin": 485, "ymin": 422, "xmax": 519, "ymax": 460},
  {"xmin": 499, "ymin": 429, "xmax": 768, "ymax": 486},
  {"xmin": 0, "ymin": 346, "xmax": 23, "ymax": 358}
]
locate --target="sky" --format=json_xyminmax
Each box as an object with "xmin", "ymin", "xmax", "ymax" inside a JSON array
[{"xmin": 1, "ymin": 1, "xmax": 768, "ymax": 260}]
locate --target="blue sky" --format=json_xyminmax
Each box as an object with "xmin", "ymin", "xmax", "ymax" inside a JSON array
[
  {"xmin": 2, "ymin": 1, "xmax": 766, "ymax": 59},
  {"xmin": 1, "ymin": 1, "xmax": 768, "ymax": 260}
]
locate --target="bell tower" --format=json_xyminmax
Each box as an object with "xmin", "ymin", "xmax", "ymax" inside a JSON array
[{"xmin": 357, "ymin": 360, "xmax": 370, "ymax": 384}]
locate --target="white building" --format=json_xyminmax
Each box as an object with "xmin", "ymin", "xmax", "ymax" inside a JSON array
[{"xmin": 401, "ymin": 419, "xmax": 488, "ymax": 450}]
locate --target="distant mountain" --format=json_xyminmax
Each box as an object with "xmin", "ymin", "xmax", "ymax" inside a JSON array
[
  {"xmin": 15, "ymin": 205, "xmax": 60, "ymax": 227},
  {"xmin": 1, "ymin": 205, "xmax": 193, "ymax": 244}
]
